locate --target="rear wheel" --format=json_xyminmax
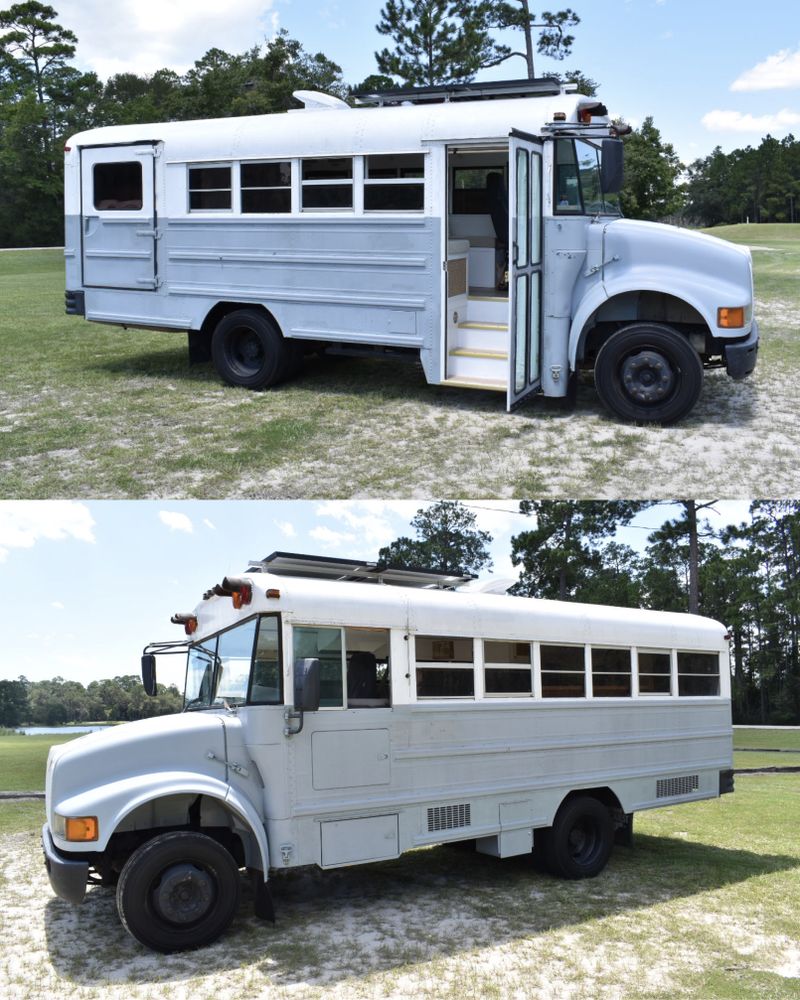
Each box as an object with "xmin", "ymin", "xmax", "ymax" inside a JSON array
[
  {"xmin": 594, "ymin": 323, "xmax": 703, "ymax": 424},
  {"xmin": 116, "ymin": 831, "xmax": 241, "ymax": 952},
  {"xmin": 211, "ymin": 308, "xmax": 290, "ymax": 389},
  {"xmin": 539, "ymin": 796, "xmax": 614, "ymax": 879}
]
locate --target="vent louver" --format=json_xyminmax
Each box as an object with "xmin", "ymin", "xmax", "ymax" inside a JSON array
[
  {"xmin": 427, "ymin": 803, "xmax": 471, "ymax": 832},
  {"xmin": 657, "ymin": 775, "xmax": 699, "ymax": 798}
]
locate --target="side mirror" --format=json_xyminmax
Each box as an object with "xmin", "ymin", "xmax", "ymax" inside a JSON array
[
  {"xmin": 294, "ymin": 657, "xmax": 321, "ymax": 712},
  {"xmin": 601, "ymin": 138, "xmax": 624, "ymax": 194},
  {"xmin": 141, "ymin": 654, "xmax": 157, "ymax": 696}
]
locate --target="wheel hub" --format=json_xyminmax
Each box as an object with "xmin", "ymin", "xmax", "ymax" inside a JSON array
[
  {"xmin": 231, "ymin": 329, "xmax": 264, "ymax": 374},
  {"xmin": 153, "ymin": 863, "xmax": 214, "ymax": 924},
  {"xmin": 621, "ymin": 350, "xmax": 675, "ymax": 403}
]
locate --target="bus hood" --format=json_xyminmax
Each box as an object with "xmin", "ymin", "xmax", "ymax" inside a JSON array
[
  {"xmin": 600, "ymin": 218, "xmax": 754, "ymax": 323},
  {"xmin": 46, "ymin": 712, "xmax": 226, "ymax": 820}
]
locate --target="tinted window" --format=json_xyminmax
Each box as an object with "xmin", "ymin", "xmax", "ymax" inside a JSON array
[
  {"xmin": 189, "ymin": 165, "xmax": 231, "ymax": 210},
  {"xmin": 541, "ymin": 644, "xmax": 585, "ymax": 698},
  {"xmin": 93, "ymin": 161, "xmax": 143, "ymax": 211},
  {"xmin": 678, "ymin": 652, "xmax": 720, "ymax": 696}
]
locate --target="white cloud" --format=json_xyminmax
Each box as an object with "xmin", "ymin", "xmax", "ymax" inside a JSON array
[
  {"xmin": 51, "ymin": 601, "xmax": 65, "ymax": 610},
  {"xmin": 203, "ymin": 519, "xmax": 216, "ymax": 531},
  {"xmin": 309, "ymin": 525, "xmax": 355, "ymax": 549},
  {"xmin": 57, "ymin": 0, "xmax": 278, "ymax": 79},
  {"xmin": 315, "ymin": 501, "xmax": 419, "ymax": 552},
  {"xmin": 0, "ymin": 502, "xmax": 95, "ymax": 562},
  {"xmin": 732, "ymin": 48, "xmax": 800, "ymax": 92},
  {"xmin": 701, "ymin": 108, "xmax": 800, "ymax": 133},
  {"xmin": 158, "ymin": 511, "xmax": 193, "ymax": 534},
  {"xmin": 275, "ymin": 520, "xmax": 297, "ymax": 538}
]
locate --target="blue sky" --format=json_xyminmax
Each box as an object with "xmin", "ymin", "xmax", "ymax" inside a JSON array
[
  {"xmin": 0, "ymin": 500, "xmax": 750, "ymax": 685},
  {"xmin": 53, "ymin": 0, "xmax": 800, "ymax": 164}
]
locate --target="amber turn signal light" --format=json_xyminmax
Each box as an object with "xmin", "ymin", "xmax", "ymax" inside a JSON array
[
  {"xmin": 717, "ymin": 307, "xmax": 745, "ymax": 328},
  {"xmin": 65, "ymin": 816, "xmax": 98, "ymax": 842}
]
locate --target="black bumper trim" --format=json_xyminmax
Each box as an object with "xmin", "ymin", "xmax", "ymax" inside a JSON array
[
  {"xmin": 41, "ymin": 823, "xmax": 89, "ymax": 904},
  {"xmin": 65, "ymin": 290, "xmax": 85, "ymax": 316},
  {"xmin": 719, "ymin": 768, "xmax": 735, "ymax": 795},
  {"xmin": 724, "ymin": 321, "xmax": 759, "ymax": 380}
]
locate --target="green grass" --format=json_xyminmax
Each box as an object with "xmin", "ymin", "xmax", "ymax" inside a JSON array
[
  {"xmin": 734, "ymin": 726, "xmax": 800, "ymax": 751},
  {"xmin": 0, "ymin": 733, "xmax": 81, "ymax": 791},
  {"xmin": 0, "ymin": 799, "xmax": 44, "ymax": 835},
  {"xmin": 3, "ymin": 225, "xmax": 800, "ymax": 498}
]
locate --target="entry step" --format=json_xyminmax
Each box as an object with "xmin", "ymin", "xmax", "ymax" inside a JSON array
[
  {"xmin": 449, "ymin": 347, "xmax": 508, "ymax": 361},
  {"xmin": 440, "ymin": 376, "xmax": 506, "ymax": 393}
]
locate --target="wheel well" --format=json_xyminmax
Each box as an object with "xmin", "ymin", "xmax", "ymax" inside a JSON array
[
  {"xmin": 578, "ymin": 291, "xmax": 710, "ymax": 365},
  {"xmin": 558, "ymin": 786, "xmax": 624, "ymax": 823},
  {"xmin": 100, "ymin": 794, "xmax": 254, "ymax": 876},
  {"xmin": 199, "ymin": 302, "xmax": 283, "ymax": 341}
]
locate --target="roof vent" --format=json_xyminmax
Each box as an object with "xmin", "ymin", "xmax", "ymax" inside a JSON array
[{"xmin": 292, "ymin": 90, "xmax": 350, "ymax": 111}]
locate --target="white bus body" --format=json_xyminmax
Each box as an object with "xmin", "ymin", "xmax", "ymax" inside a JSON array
[
  {"xmin": 63, "ymin": 79, "xmax": 758, "ymax": 423},
  {"xmin": 43, "ymin": 553, "xmax": 734, "ymax": 952}
]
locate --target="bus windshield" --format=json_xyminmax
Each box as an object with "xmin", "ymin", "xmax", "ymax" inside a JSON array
[{"xmin": 555, "ymin": 138, "xmax": 621, "ymax": 217}]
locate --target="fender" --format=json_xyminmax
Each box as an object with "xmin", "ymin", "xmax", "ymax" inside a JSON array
[
  {"xmin": 568, "ymin": 268, "xmax": 753, "ymax": 369},
  {"xmin": 51, "ymin": 769, "xmax": 270, "ymax": 877}
]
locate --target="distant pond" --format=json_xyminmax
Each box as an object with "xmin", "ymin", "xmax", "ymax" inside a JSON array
[{"xmin": 15, "ymin": 726, "xmax": 109, "ymax": 736}]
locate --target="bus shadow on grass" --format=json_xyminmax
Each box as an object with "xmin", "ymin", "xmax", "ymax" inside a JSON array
[
  {"xmin": 90, "ymin": 346, "xmax": 758, "ymax": 430},
  {"xmin": 44, "ymin": 834, "xmax": 798, "ymax": 989}
]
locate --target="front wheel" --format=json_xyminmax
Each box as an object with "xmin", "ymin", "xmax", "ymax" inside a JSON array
[
  {"xmin": 538, "ymin": 796, "xmax": 614, "ymax": 879},
  {"xmin": 594, "ymin": 323, "xmax": 703, "ymax": 424},
  {"xmin": 116, "ymin": 831, "xmax": 241, "ymax": 952},
  {"xmin": 211, "ymin": 308, "xmax": 290, "ymax": 390}
]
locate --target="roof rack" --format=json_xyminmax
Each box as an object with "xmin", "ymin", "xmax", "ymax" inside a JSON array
[
  {"xmin": 352, "ymin": 77, "xmax": 564, "ymax": 107},
  {"xmin": 248, "ymin": 551, "xmax": 475, "ymax": 589}
]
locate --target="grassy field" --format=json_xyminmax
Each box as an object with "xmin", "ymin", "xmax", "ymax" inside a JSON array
[
  {"xmin": 1, "ymin": 772, "xmax": 797, "ymax": 999},
  {"xmin": 0, "ymin": 733, "xmax": 81, "ymax": 792},
  {"xmin": 2, "ymin": 224, "xmax": 800, "ymax": 498},
  {"xmin": 734, "ymin": 726, "xmax": 800, "ymax": 751}
]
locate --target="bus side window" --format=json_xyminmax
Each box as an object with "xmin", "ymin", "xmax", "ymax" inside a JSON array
[
  {"xmin": 345, "ymin": 627, "xmax": 391, "ymax": 707},
  {"xmin": 554, "ymin": 140, "xmax": 581, "ymax": 213},
  {"xmin": 677, "ymin": 651, "xmax": 720, "ymax": 696}
]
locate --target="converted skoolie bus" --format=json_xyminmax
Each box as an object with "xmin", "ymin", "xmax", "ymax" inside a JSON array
[
  {"xmin": 43, "ymin": 551, "xmax": 734, "ymax": 952},
  {"xmin": 63, "ymin": 78, "xmax": 758, "ymax": 423}
]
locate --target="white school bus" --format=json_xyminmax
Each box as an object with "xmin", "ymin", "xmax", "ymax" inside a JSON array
[
  {"xmin": 43, "ymin": 552, "xmax": 734, "ymax": 952},
  {"xmin": 63, "ymin": 78, "xmax": 758, "ymax": 422}
]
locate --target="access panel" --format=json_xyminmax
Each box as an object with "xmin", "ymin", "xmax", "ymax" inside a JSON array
[{"xmin": 311, "ymin": 729, "xmax": 391, "ymax": 790}]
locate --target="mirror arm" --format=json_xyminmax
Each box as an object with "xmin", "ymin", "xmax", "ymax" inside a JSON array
[{"xmin": 283, "ymin": 706, "xmax": 304, "ymax": 737}]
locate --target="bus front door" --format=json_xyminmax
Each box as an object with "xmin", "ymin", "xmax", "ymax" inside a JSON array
[{"xmin": 507, "ymin": 131, "xmax": 543, "ymax": 410}]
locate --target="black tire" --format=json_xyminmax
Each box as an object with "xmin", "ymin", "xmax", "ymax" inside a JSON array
[
  {"xmin": 116, "ymin": 831, "xmax": 241, "ymax": 953},
  {"xmin": 539, "ymin": 796, "xmax": 613, "ymax": 879},
  {"xmin": 211, "ymin": 309, "xmax": 290, "ymax": 390},
  {"xmin": 594, "ymin": 323, "xmax": 703, "ymax": 424}
]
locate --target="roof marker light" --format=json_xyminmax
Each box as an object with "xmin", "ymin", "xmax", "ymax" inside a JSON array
[{"xmin": 171, "ymin": 613, "xmax": 198, "ymax": 635}]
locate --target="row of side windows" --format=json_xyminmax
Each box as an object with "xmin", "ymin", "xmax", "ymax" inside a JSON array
[
  {"xmin": 189, "ymin": 154, "xmax": 425, "ymax": 214},
  {"xmin": 415, "ymin": 635, "xmax": 720, "ymax": 699},
  {"xmin": 91, "ymin": 154, "xmax": 426, "ymax": 215}
]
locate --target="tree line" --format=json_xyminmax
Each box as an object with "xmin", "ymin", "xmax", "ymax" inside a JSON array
[
  {"xmin": 683, "ymin": 135, "xmax": 800, "ymax": 227},
  {"xmin": 0, "ymin": 674, "xmax": 182, "ymax": 728},
  {"xmin": 380, "ymin": 500, "xmax": 800, "ymax": 725}
]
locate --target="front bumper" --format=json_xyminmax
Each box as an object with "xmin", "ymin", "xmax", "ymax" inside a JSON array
[
  {"xmin": 724, "ymin": 321, "xmax": 759, "ymax": 380},
  {"xmin": 41, "ymin": 823, "xmax": 88, "ymax": 904}
]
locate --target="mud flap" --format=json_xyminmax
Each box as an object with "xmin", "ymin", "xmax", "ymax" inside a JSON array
[{"xmin": 249, "ymin": 869, "xmax": 275, "ymax": 922}]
